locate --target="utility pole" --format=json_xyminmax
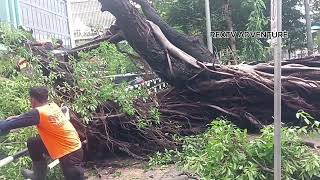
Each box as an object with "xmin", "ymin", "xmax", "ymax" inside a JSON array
[
  {"xmin": 205, "ymin": 0, "xmax": 213, "ymax": 53},
  {"xmin": 271, "ymin": 0, "xmax": 282, "ymax": 179},
  {"xmin": 66, "ymin": 0, "xmax": 76, "ymax": 48},
  {"xmin": 304, "ymin": 0, "xmax": 313, "ymax": 55}
]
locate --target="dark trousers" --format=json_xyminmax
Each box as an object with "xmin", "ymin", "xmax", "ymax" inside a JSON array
[{"xmin": 27, "ymin": 137, "xmax": 84, "ymax": 180}]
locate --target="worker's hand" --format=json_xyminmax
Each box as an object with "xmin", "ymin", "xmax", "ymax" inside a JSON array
[{"xmin": 60, "ymin": 106, "xmax": 70, "ymax": 121}]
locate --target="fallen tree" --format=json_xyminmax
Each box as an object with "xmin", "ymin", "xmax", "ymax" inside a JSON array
[
  {"xmin": 6, "ymin": 0, "xmax": 320, "ymax": 160},
  {"xmin": 1, "ymin": 3, "xmax": 320, "ymax": 180},
  {"xmin": 65, "ymin": 0, "xmax": 320, "ymax": 159},
  {"xmin": 97, "ymin": 0, "xmax": 320, "ymax": 130},
  {"xmin": 72, "ymin": 0, "xmax": 320, "ymax": 154},
  {"xmin": 29, "ymin": 0, "xmax": 317, "ymax": 159}
]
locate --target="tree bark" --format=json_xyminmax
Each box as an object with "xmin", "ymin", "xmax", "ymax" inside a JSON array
[{"xmin": 224, "ymin": 0, "xmax": 237, "ymax": 59}]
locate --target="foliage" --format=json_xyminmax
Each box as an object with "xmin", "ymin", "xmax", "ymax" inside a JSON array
[
  {"xmin": 62, "ymin": 42, "xmax": 146, "ymax": 122},
  {"xmin": 0, "ymin": 128, "xmax": 33, "ymax": 179},
  {"xmin": 296, "ymin": 110, "xmax": 320, "ymax": 134},
  {"xmin": 0, "ymin": 23, "xmax": 64, "ymax": 179},
  {"xmin": 149, "ymin": 107, "xmax": 161, "ymax": 124},
  {"xmin": 0, "ymin": 24, "xmax": 33, "ymax": 53},
  {"xmin": 261, "ymin": 0, "xmax": 306, "ymax": 56},
  {"xmin": 153, "ymin": 0, "xmax": 177, "ymax": 21},
  {"xmin": 155, "ymin": 0, "xmax": 242, "ymax": 50},
  {"xmin": 155, "ymin": 0, "xmax": 305, "ymax": 61},
  {"xmin": 149, "ymin": 119, "xmax": 320, "ymax": 179},
  {"xmin": 0, "ymin": 24, "xmax": 144, "ymax": 179},
  {"xmin": 137, "ymin": 106, "xmax": 161, "ymax": 129},
  {"xmin": 312, "ymin": 0, "xmax": 320, "ymax": 23},
  {"xmin": 240, "ymin": 0, "xmax": 268, "ymax": 61},
  {"xmin": 282, "ymin": 0, "xmax": 305, "ymax": 54}
]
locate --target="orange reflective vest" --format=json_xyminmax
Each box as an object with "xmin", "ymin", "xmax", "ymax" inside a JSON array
[{"xmin": 36, "ymin": 103, "xmax": 81, "ymax": 160}]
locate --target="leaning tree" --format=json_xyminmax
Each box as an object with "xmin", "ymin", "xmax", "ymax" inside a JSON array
[{"xmin": 45, "ymin": 0, "xmax": 320, "ymax": 159}]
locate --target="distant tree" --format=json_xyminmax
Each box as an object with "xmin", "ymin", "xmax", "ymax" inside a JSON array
[
  {"xmin": 240, "ymin": 0, "xmax": 268, "ymax": 62},
  {"xmin": 312, "ymin": 0, "xmax": 320, "ymax": 52},
  {"xmin": 246, "ymin": 0, "xmax": 306, "ymax": 59},
  {"xmin": 282, "ymin": 0, "xmax": 306, "ymax": 58},
  {"xmin": 154, "ymin": 0, "xmax": 305, "ymax": 61},
  {"xmin": 154, "ymin": 0, "xmax": 252, "ymax": 59},
  {"xmin": 312, "ymin": 0, "xmax": 320, "ymax": 22}
]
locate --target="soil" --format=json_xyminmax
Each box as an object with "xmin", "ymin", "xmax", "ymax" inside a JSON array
[
  {"xmin": 84, "ymin": 155, "xmax": 198, "ymax": 180},
  {"xmin": 84, "ymin": 134, "xmax": 320, "ymax": 180}
]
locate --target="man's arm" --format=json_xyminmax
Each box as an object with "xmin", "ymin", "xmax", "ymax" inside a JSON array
[{"xmin": 0, "ymin": 110, "xmax": 40, "ymax": 134}]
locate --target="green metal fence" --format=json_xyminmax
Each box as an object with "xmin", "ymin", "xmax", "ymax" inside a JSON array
[{"xmin": 0, "ymin": 0, "xmax": 21, "ymax": 27}]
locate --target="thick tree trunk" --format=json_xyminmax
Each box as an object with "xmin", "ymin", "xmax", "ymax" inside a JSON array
[
  {"xmin": 224, "ymin": 0, "xmax": 237, "ymax": 60},
  {"xmin": 100, "ymin": 0, "xmax": 215, "ymax": 88}
]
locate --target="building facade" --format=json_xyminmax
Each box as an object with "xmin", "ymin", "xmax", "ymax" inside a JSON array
[
  {"xmin": 70, "ymin": 0, "xmax": 115, "ymax": 45},
  {"xmin": 0, "ymin": 0, "xmax": 74, "ymax": 48}
]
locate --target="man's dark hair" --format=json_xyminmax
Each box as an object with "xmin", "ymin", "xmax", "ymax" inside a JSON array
[{"xmin": 29, "ymin": 87, "xmax": 48, "ymax": 103}]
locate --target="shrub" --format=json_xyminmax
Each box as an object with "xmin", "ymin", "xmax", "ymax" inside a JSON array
[{"xmin": 149, "ymin": 119, "xmax": 320, "ymax": 179}]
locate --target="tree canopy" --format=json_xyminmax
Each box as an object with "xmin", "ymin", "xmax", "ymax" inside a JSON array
[{"xmin": 154, "ymin": 0, "xmax": 306, "ymax": 61}]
